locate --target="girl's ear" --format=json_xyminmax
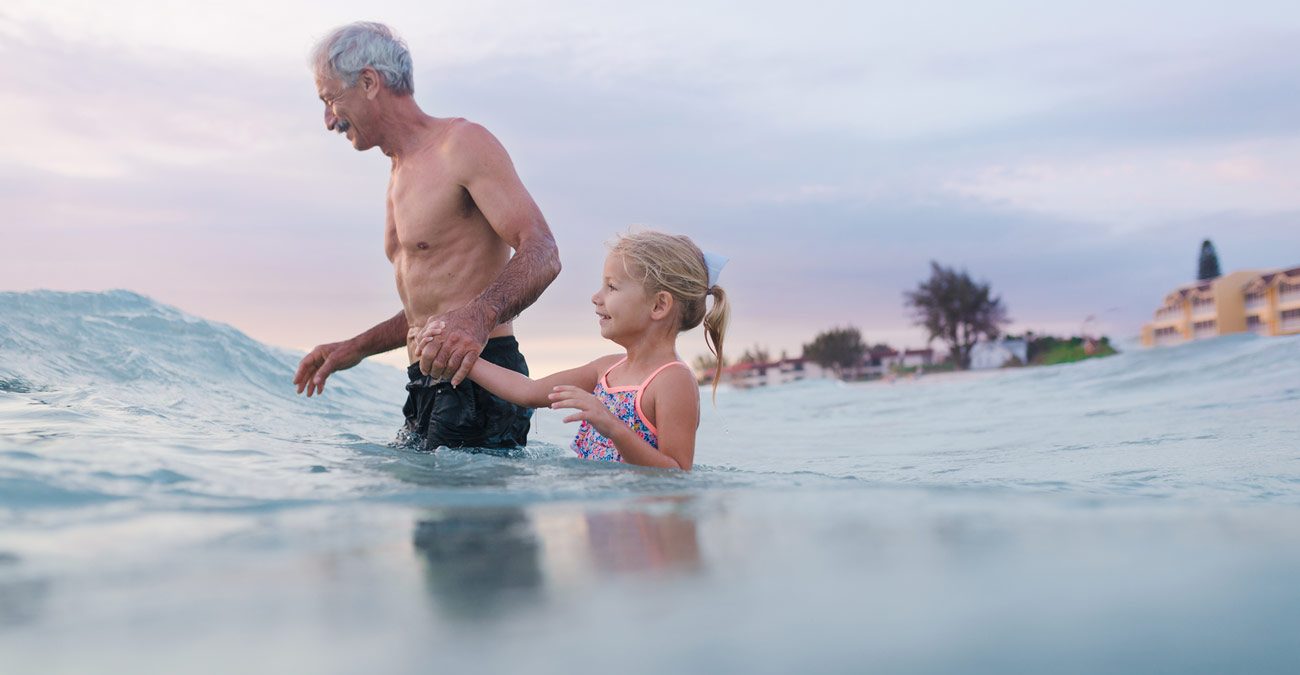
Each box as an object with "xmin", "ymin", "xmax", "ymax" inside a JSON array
[{"xmin": 650, "ymin": 290, "xmax": 674, "ymax": 320}]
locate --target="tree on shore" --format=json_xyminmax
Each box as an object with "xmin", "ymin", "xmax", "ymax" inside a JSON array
[
  {"xmin": 1198, "ymin": 239, "xmax": 1221, "ymax": 281},
  {"xmin": 692, "ymin": 353, "xmax": 727, "ymax": 379},
  {"xmin": 903, "ymin": 261, "xmax": 1010, "ymax": 370},
  {"xmin": 737, "ymin": 345, "xmax": 771, "ymax": 365},
  {"xmin": 802, "ymin": 326, "xmax": 866, "ymax": 377}
]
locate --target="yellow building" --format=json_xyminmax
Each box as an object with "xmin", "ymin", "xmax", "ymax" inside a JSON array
[
  {"xmin": 1242, "ymin": 266, "xmax": 1300, "ymax": 337},
  {"xmin": 1140, "ymin": 268, "xmax": 1294, "ymax": 347}
]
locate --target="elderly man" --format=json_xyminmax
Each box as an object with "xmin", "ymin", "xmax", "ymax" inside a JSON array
[{"xmin": 293, "ymin": 22, "xmax": 560, "ymax": 451}]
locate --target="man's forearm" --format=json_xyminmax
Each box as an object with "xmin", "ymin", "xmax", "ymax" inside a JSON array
[
  {"xmin": 475, "ymin": 231, "xmax": 561, "ymax": 326},
  {"xmin": 350, "ymin": 311, "xmax": 408, "ymax": 356}
]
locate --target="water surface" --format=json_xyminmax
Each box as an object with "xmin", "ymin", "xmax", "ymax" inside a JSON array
[{"xmin": 1, "ymin": 290, "xmax": 1298, "ymax": 673}]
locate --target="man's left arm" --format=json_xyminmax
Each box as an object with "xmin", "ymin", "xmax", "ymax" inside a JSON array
[{"xmin": 421, "ymin": 122, "xmax": 561, "ymax": 385}]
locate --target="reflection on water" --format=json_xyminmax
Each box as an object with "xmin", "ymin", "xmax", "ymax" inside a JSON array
[
  {"xmin": 0, "ymin": 553, "xmax": 47, "ymax": 630},
  {"xmin": 578, "ymin": 498, "xmax": 702, "ymax": 575},
  {"xmin": 0, "ymin": 578, "xmax": 48, "ymax": 629},
  {"xmin": 412, "ymin": 497, "xmax": 704, "ymax": 620},
  {"xmin": 412, "ymin": 507, "xmax": 543, "ymax": 620}
]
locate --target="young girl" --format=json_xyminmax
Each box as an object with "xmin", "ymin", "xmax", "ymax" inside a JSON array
[{"xmin": 421, "ymin": 231, "xmax": 729, "ymax": 471}]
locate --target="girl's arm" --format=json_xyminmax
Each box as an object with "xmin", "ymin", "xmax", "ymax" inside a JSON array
[
  {"xmin": 422, "ymin": 321, "xmax": 617, "ymax": 408},
  {"xmin": 549, "ymin": 367, "xmax": 700, "ymax": 470},
  {"xmin": 469, "ymin": 356, "xmax": 611, "ymax": 409}
]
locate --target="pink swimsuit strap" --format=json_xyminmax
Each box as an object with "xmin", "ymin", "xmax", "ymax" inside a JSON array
[
  {"xmin": 570, "ymin": 357, "xmax": 693, "ymax": 462},
  {"xmin": 601, "ymin": 358, "xmax": 691, "ymax": 390},
  {"xmin": 601, "ymin": 358, "xmax": 692, "ymax": 438}
]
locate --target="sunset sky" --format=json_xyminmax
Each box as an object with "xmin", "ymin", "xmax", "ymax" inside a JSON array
[{"xmin": 4, "ymin": 1, "xmax": 1300, "ymax": 374}]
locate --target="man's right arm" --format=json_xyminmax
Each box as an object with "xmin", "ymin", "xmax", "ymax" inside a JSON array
[
  {"xmin": 293, "ymin": 310, "xmax": 407, "ymax": 397},
  {"xmin": 416, "ymin": 121, "xmax": 561, "ymax": 386}
]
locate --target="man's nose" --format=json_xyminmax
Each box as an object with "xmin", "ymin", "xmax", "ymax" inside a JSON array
[{"xmin": 324, "ymin": 106, "xmax": 337, "ymax": 130}]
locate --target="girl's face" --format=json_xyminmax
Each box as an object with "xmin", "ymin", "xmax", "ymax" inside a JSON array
[{"xmin": 592, "ymin": 254, "xmax": 655, "ymax": 342}]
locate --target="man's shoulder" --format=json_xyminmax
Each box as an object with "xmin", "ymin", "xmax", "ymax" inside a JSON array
[
  {"xmin": 436, "ymin": 118, "xmax": 508, "ymax": 177},
  {"xmin": 441, "ymin": 118, "xmax": 500, "ymax": 153}
]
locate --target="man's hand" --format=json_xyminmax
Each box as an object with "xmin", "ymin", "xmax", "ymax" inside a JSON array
[
  {"xmin": 415, "ymin": 303, "xmax": 492, "ymax": 386},
  {"xmin": 548, "ymin": 385, "xmax": 620, "ymax": 436},
  {"xmin": 294, "ymin": 340, "xmax": 365, "ymax": 397}
]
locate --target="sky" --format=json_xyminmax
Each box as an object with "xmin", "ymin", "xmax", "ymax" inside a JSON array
[{"xmin": 3, "ymin": 0, "xmax": 1300, "ymax": 374}]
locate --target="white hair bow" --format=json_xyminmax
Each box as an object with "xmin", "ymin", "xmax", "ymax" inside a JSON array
[{"xmin": 703, "ymin": 251, "xmax": 728, "ymax": 288}]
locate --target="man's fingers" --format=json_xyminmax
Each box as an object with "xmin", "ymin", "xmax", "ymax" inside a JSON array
[
  {"xmin": 432, "ymin": 351, "xmax": 451, "ymax": 379},
  {"xmin": 294, "ymin": 350, "xmax": 323, "ymax": 394},
  {"xmin": 450, "ymin": 351, "xmax": 477, "ymax": 388},
  {"xmin": 294, "ymin": 350, "xmax": 318, "ymax": 384},
  {"xmin": 433, "ymin": 343, "xmax": 467, "ymax": 380},
  {"xmin": 420, "ymin": 341, "xmax": 446, "ymax": 377},
  {"xmin": 293, "ymin": 360, "xmax": 308, "ymax": 389},
  {"xmin": 419, "ymin": 327, "xmax": 483, "ymax": 380},
  {"xmin": 310, "ymin": 355, "xmax": 338, "ymax": 397}
]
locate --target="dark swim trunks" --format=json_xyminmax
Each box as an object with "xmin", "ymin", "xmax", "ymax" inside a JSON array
[{"xmin": 398, "ymin": 335, "xmax": 532, "ymax": 452}]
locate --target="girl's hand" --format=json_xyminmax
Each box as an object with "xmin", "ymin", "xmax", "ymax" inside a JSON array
[
  {"xmin": 549, "ymin": 385, "xmax": 619, "ymax": 436},
  {"xmin": 414, "ymin": 320, "xmax": 446, "ymax": 359}
]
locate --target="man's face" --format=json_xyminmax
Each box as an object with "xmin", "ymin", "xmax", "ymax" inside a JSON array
[{"xmin": 315, "ymin": 73, "xmax": 366, "ymax": 150}]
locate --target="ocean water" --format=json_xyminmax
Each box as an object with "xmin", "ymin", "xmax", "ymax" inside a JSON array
[{"xmin": 1, "ymin": 290, "xmax": 1298, "ymax": 674}]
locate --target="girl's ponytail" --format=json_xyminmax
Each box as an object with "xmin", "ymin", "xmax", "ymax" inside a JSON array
[
  {"xmin": 704, "ymin": 284, "xmax": 730, "ymax": 403},
  {"xmin": 609, "ymin": 229, "xmax": 731, "ymax": 402}
]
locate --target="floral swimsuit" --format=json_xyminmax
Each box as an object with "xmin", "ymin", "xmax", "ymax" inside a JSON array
[{"xmin": 571, "ymin": 358, "xmax": 692, "ymax": 462}]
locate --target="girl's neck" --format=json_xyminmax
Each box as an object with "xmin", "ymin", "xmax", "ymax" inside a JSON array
[{"xmin": 619, "ymin": 332, "xmax": 679, "ymax": 370}]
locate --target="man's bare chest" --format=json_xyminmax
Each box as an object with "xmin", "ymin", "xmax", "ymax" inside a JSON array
[{"xmin": 388, "ymin": 166, "xmax": 476, "ymax": 242}]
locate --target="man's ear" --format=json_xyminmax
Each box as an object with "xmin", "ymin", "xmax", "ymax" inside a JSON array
[
  {"xmin": 361, "ymin": 68, "xmax": 380, "ymax": 99},
  {"xmin": 651, "ymin": 291, "xmax": 674, "ymax": 320}
]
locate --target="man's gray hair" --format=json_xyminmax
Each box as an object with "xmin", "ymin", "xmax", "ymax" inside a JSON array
[{"xmin": 311, "ymin": 22, "xmax": 414, "ymax": 95}]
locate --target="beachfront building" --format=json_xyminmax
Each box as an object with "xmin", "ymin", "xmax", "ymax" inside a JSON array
[
  {"xmin": 970, "ymin": 338, "xmax": 1028, "ymax": 369},
  {"xmin": 859, "ymin": 346, "xmax": 902, "ymax": 378},
  {"xmin": 774, "ymin": 357, "xmax": 830, "ymax": 384},
  {"xmin": 720, "ymin": 357, "xmax": 830, "ymax": 388},
  {"xmin": 900, "ymin": 348, "xmax": 934, "ymax": 368},
  {"xmin": 716, "ymin": 346, "xmax": 946, "ymax": 387},
  {"xmin": 1241, "ymin": 266, "xmax": 1300, "ymax": 337},
  {"xmin": 1141, "ymin": 267, "xmax": 1299, "ymax": 346}
]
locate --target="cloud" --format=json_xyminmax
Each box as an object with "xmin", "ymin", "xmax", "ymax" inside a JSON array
[
  {"xmin": 945, "ymin": 138, "xmax": 1300, "ymax": 229},
  {"xmin": 5, "ymin": 3, "xmax": 1300, "ymax": 372}
]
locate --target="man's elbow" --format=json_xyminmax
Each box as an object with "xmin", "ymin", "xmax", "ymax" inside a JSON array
[
  {"xmin": 545, "ymin": 250, "xmax": 562, "ymax": 284},
  {"xmin": 526, "ymin": 230, "xmax": 562, "ymax": 283}
]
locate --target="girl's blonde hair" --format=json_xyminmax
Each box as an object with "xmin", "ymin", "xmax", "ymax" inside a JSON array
[{"xmin": 610, "ymin": 230, "xmax": 731, "ymax": 399}]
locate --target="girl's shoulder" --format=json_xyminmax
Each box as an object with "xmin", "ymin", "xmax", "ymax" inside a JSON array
[
  {"xmin": 643, "ymin": 361, "xmax": 699, "ymax": 397},
  {"xmin": 640, "ymin": 362, "xmax": 700, "ymax": 432}
]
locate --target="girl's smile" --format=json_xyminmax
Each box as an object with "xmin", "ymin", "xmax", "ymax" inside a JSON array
[{"xmin": 593, "ymin": 254, "xmax": 653, "ymax": 341}]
